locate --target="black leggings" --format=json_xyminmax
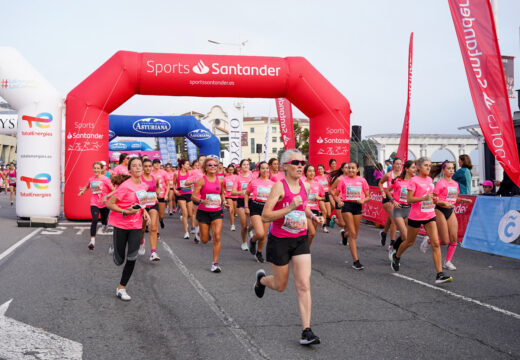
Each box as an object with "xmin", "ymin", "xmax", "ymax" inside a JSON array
[
  {"xmin": 90, "ymin": 206, "xmax": 110, "ymax": 237},
  {"xmin": 113, "ymin": 227, "xmax": 141, "ymax": 286}
]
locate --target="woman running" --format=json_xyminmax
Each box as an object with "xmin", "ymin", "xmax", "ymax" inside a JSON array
[
  {"xmin": 304, "ymin": 164, "xmax": 325, "ymax": 247},
  {"xmin": 151, "ymin": 159, "xmax": 169, "ymax": 231},
  {"xmin": 254, "ymin": 149, "xmax": 323, "ymax": 346},
  {"xmin": 390, "ymin": 157, "xmax": 453, "ymax": 284},
  {"xmin": 434, "ymin": 161, "xmax": 472, "ymax": 271},
  {"xmin": 173, "ymin": 159, "xmax": 196, "ymax": 239},
  {"xmin": 330, "ymin": 162, "xmax": 369, "ymax": 270},
  {"xmin": 107, "ymin": 157, "xmax": 151, "ymax": 301},
  {"xmin": 315, "ymin": 164, "xmax": 331, "ymax": 233},
  {"xmin": 245, "ymin": 161, "xmax": 275, "ymax": 263},
  {"xmin": 6, "ymin": 163, "xmax": 16, "ymax": 206},
  {"xmin": 388, "ymin": 160, "xmax": 416, "ymax": 260},
  {"xmin": 187, "ymin": 158, "xmax": 205, "ymax": 239},
  {"xmin": 217, "ymin": 162, "xmax": 225, "ymax": 182},
  {"xmin": 232, "ymin": 159, "xmax": 253, "ymax": 251},
  {"xmin": 224, "ymin": 164, "xmax": 238, "ymax": 231},
  {"xmin": 78, "ymin": 161, "xmax": 114, "ymax": 250},
  {"xmin": 269, "ymin": 158, "xmax": 285, "ymax": 183},
  {"xmin": 192, "ymin": 157, "xmax": 228, "ymax": 273},
  {"xmin": 139, "ymin": 159, "xmax": 161, "ymax": 261},
  {"xmin": 378, "ymin": 158, "xmax": 402, "ymax": 248},
  {"xmin": 111, "ymin": 153, "xmax": 130, "ymax": 176},
  {"xmin": 165, "ymin": 163, "xmax": 176, "ymax": 216},
  {"xmin": 328, "ymin": 163, "xmax": 349, "ymax": 245}
]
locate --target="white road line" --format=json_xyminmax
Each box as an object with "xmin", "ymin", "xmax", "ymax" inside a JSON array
[
  {"xmin": 161, "ymin": 241, "xmax": 270, "ymax": 360},
  {"xmin": 392, "ymin": 273, "xmax": 520, "ymax": 320},
  {"xmin": 58, "ymin": 222, "xmax": 92, "ymax": 226},
  {"xmin": 0, "ymin": 228, "xmax": 42, "ymax": 263}
]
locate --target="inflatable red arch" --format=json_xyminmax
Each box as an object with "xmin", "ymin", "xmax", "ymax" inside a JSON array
[{"xmin": 65, "ymin": 51, "xmax": 351, "ymax": 219}]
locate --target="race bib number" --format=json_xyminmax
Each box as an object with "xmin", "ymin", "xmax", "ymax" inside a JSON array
[
  {"xmin": 226, "ymin": 181, "xmax": 234, "ymax": 192},
  {"xmin": 281, "ymin": 210, "xmax": 308, "ymax": 234},
  {"xmin": 205, "ymin": 193, "xmax": 221, "ymax": 209},
  {"xmin": 421, "ymin": 200, "xmax": 435, "ymax": 213},
  {"xmin": 90, "ymin": 181, "xmax": 102, "ymax": 194},
  {"xmin": 9, "ymin": 177, "xmax": 16, "ymax": 184},
  {"xmin": 135, "ymin": 190, "xmax": 148, "ymax": 208},
  {"xmin": 319, "ymin": 180, "xmax": 328, "ymax": 190},
  {"xmin": 447, "ymin": 187, "xmax": 458, "ymax": 203},
  {"xmin": 307, "ymin": 193, "xmax": 317, "ymax": 205},
  {"xmin": 180, "ymin": 179, "xmax": 189, "ymax": 190},
  {"xmin": 346, "ymin": 186, "xmax": 362, "ymax": 201},
  {"xmin": 241, "ymin": 182, "xmax": 248, "ymax": 190},
  {"xmin": 399, "ymin": 188, "xmax": 408, "ymax": 203},
  {"xmin": 256, "ymin": 186, "xmax": 271, "ymax": 201},
  {"xmin": 144, "ymin": 192, "xmax": 158, "ymax": 207}
]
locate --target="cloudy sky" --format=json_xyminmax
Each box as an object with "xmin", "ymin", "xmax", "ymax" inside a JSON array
[{"xmin": 2, "ymin": 0, "xmax": 519, "ymax": 139}]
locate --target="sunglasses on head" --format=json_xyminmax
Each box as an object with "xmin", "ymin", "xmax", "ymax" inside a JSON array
[{"xmin": 284, "ymin": 160, "xmax": 306, "ymax": 166}]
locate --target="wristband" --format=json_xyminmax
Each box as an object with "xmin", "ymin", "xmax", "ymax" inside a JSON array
[{"xmin": 122, "ymin": 209, "xmax": 125, "ymax": 216}]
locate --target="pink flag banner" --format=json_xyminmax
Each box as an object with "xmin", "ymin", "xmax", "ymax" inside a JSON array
[
  {"xmin": 275, "ymin": 98, "xmax": 296, "ymax": 149},
  {"xmin": 396, "ymin": 32, "xmax": 413, "ymax": 162}
]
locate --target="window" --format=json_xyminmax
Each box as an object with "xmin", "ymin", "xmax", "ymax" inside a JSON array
[
  {"xmin": 272, "ymin": 136, "xmax": 277, "ymax": 143},
  {"xmin": 272, "ymin": 147, "xmax": 278, "ymax": 154},
  {"xmin": 250, "ymin": 127, "xmax": 255, "ymax": 133},
  {"xmin": 250, "ymin": 138, "xmax": 255, "ymax": 154},
  {"xmin": 219, "ymin": 137, "xmax": 229, "ymax": 142},
  {"xmin": 272, "ymin": 127, "xmax": 276, "ymax": 133}
]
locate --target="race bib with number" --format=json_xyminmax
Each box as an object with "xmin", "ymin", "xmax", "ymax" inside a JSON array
[
  {"xmin": 205, "ymin": 193, "xmax": 221, "ymax": 209},
  {"xmin": 144, "ymin": 192, "xmax": 157, "ymax": 207},
  {"xmin": 241, "ymin": 182, "xmax": 248, "ymax": 190},
  {"xmin": 256, "ymin": 186, "xmax": 271, "ymax": 201},
  {"xmin": 399, "ymin": 188, "xmax": 408, "ymax": 203},
  {"xmin": 421, "ymin": 200, "xmax": 435, "ymax": 213},
  {"xmin": 281, "ymin": 210, "xmax": 308, "ymax": 234},
  {"xmin": 447, "ymin": 187, "xmax": 458, "ymax": 203},
  {"xmin": 135, "ymin": 190, "xmax": 148, "ymax": 208},
  {"xmin": 346, "ymin": 186, "xmax": 362, "ymax": 201},
  {"xmin": 9, "ymin": 177, "xmax": 16, "ymax": 184},
  {"xmin": 307, "ymin": 193, "xmax": 317, "ymax": 205},
  {"xmin": 90, "ymin": 181, "xmax": 102, "ymax": 194},
  {"xmin": 180, "ymin": 179, "xmax": 189, "ymax": 190},
  {"xmin": 226, "ymin": 181, "xmax": 234, "ymax": 192}
]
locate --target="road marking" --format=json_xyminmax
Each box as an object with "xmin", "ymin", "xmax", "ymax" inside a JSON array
[
  {"xmin": 392, "ymin": 273, "xmax": 520, "ymax": 320},
  {"xmin": 161, "ymin": 241, "xmax": 270, "ymax": 360},
  {"xmin": 0, "ymin": 228, "xmax": 41, "ymax": 263},
  {"xmin": 0, "ymin": 299, "xmax": 83, "ymax": 359}
]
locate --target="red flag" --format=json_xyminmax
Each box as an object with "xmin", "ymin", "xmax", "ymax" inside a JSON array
[
  {"xmin": 275, "ymin": 98, "xmax": 296, "ymax": 149},
  {"xmin": 396, "ymin": 32, "xmax": 414, "ymax": 163},
  {"xmin": 448, "ymin": 0, "xmax": 520, "ymax": 186}
]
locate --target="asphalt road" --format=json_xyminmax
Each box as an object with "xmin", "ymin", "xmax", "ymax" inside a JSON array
[{"xmin": 1, "ymin": 193, "xmax": 520, "ymax": 359}]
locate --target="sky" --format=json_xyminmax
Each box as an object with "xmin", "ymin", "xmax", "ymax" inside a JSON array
[{"xmin": 2, "ymin": 0, "xmax": 520, "ymax": 139}]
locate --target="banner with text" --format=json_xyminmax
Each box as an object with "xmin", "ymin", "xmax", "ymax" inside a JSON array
[
  {"xmin": 166, "ymin": 137, "xmax": 178, "ymax": 166},
  {"xmin": 158, "ymin": 137, "xmax": 169, "ymax": 164},
  {"xmin": 275, "ymin": 98, "xmax": 295, "ymax": 150},
  {"xmin": 396, "ymin": 32, "xmax": 413, "ymax": 162},
  {"xmin": 228, "ymin": 106, "xmax": 242, "ymax": 164}
]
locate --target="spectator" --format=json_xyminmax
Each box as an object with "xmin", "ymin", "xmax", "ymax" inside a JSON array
[
  {"xmin": 494, "ymin": 172, "xmax": 520, "ymax": 197},
  {"xmin": 373, "ymin": 163, "xmax": 384, "ymax": 182},
  {"xmin": 452, "ymin": 154, "xmax": 472, "ymax": 195},
  {"xmin": 385, "ymin": 159, "xmax": 392, "ymax": 173},
  {"xmin": 480, "ymin": 180, "xmax": 496, "ymax": 196}
]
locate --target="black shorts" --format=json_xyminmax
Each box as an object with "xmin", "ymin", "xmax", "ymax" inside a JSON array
[
  {"xmin": 177, "ymin": 193, "xmax": 192, "ymax": 202},
  {"xmin": 237, "ymin": 197, "xmax": 246, "ymax": 209},
  {"xmin": 382, "ymin": 196, "xmax": 391, "ymax": 205},
  {"xmin": 196, "ymin": 209, "xmax": 224, "ymax": 224},
  {"xmin": 9, "ymin": 184, "xmax": 16, "ymax": 188},
  {"xmin": 435, "ymin": 205, "xmax": 454, "ymax": 220},
  {"xmin": 158, "ymin": 197, "xmax": 166, "ymax": 203},
  {"xmin": 266, "ymin": 233, "xmax": 310, "ymax": 266},
  {"xmin": 226, "ymin": 197, "xmax": 238, "ymax": 202},
  {"xmin": 311, "ymin": 209, "xmax": 321, "ymax": 216},
  {"xmin": 408, "ymin": 217, "xmax": 436, "ymax": 228},
  {"xmin": 324, "ymin": 192, "xmax": 330, "ymax": 203},
  {"xmin": 341, "ymin": 201, "xmax": 363, "ymax": 215},
  {"xmin": 249, "ymin": 200, "xmax": 265, "ymax": 217},
  {"xmin": 145, "ymin": 203, "xmax": 159, "ymax": 213}
]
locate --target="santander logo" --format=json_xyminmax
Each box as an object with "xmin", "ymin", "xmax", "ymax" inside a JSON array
[
  {"xmin": 192, "ymin": 60, "xmax": 210, "ymax": 75},
  {"xmin": 316, "ymin": 137, "xmax": 324, "ymax": 144}
]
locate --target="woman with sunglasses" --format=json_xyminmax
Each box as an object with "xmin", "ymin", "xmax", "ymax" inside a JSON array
[
  {"xmin": 330, "ymin": 162, "xmax": 369, "ymax": 270},
  {"xmin": 378, "ymin": 158, "xmax": 402, "ymax": 248},
  {"xmin": 78, "ymin": 161, "xmax": 115, "ymax": 250},
  {"xmin": 107, "ymin": 157, "xmax": 151, "ymax": 301},
  {"xmin": 245, "ymin": 161, "xmax": 275, "ymax": 263},
  {"xmin": 269, "ymin": 158, "xmax": 285, "ymax": 183},
  {"xmin": 192, "ymin": 157, "xmax": 228, "ymax": 273},
  {"xmin": 314, "ymin": 164, "xmax": 331, "ymax": 233},
  {"xmin": 173, "ymin": 159, "xmax": 196, "ymax": 239},
  {"xmin": 232, "ymin": 159, "xmax": 253, "ymax": 251},
  {"xmin": 304, "ymin": 164, "xmax": 325, "ymax": 247},
  {"xmin": 111, "ymin": 153, "xmax": 130, "ymax": 176},
  {"xmin": 138, "ymin": 159, "xmax": 161, "ymax": 261},
  {"xmin": 224, "ymin": 164, "xmax": 238, "ymax": 231},
  {"xmin": 390, "ymin": 157, "xmax": 453, "ymax": 285},
  {"xmin": 328, "ymin": 163, "xmax": 349, "ymax": 245},
  {"xmin": 254, "ymin": 149, "xmax": 323, "ymax": 346}
]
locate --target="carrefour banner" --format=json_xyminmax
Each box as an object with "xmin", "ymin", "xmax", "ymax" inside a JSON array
[{"xmin": 462, "ymin": 196, "xmax": 520, "ymax": 259}]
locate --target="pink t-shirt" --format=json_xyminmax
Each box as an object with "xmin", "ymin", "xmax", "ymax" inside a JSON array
[
  {"xmin": 408, "ymin": 176, "xmax": 435, "ymax": 221},
  {"xmin": 247, "ymin": 177, "xmax": 275, "ymax": 202},
  {"xmin": 198, "ymin": 175, "xmax": 222, "ymax": 212},
  {"xmin": 234, "ymin": 172, "xmax": 253, "ymax": 199},
  {"xmin": 434, "ymin": 178, "xmax": 460, "ymax": 206},
  {"xmin": 217, "ymin": 172, "xmax": 225, "ymax": 182},
  {"xmin": 165, "ymin": 170, "xmax": 176, "ymax": 188},
  {"xmin": 315, "ymin": 175, "xmax": 329, "ymax": 192},
  {"xmin": 224, "ymin": 174, "xmax": 237, "ymax": 198},
  {"xmin": 189, "ymin": 169, "xmax": 204, "ymax": 184},
  {"xmin": 88, "ymin": 175, "xmax": 113, "ymax": 208},
  {"xmin": 270, "ymin": 171, "xmax": 285, "ymax": 183},
  {"xmin": 391, "ymin": 178, "xmax": 410, "ymax": 205},
  {"xmin": 152, "ymin": 169, "xmax": 168, "ymax": 198},
  {"xmin": 305, "ymin": 179, "xmax": 325, "ymax": 210},
  {"xmin": 112, "ymin": 164, "xmax": 129, "ymax": 176},
  {"xmin": 338, "ymin": 176, "xmax": 369, "ymax": 201},
  {"xmin": 108, "ymin": 178, "xmax": 149, "ymax": 229}
]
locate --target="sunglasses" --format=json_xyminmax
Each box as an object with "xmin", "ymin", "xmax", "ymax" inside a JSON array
[
  {"xmin": 207, "ymin": 163, "xmax": 218, "ymax": 167},
  {"xmin": 284, "ymin": 160, "xmax": 306, "ymax": 166}
]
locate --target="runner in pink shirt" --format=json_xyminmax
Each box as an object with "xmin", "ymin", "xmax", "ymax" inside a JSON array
[
  {"xmin": 315, "ymin": 164, "xmax": 331, "ymax": 233},
  {"xmin": 224, "ymin": 164, "xmax": 238, "ymax": 231},
  {"xmin": 378, "ymin": 158, "xmax": 402, "ymax": 247},
  {"xmin": 78, "ymin": 161, "xmax": 115, "ymax": 250},
  {"xmin": 232, "ymin": 159, "xmax": 253, "ymax": 251},
  {"xmin": 217, "ymin": 162, "xmax": 226, "ymax": 182},
  {"xmin": 390, "ymin": 157, "xmax": 453, "ymax": 285},
  {"xmin": 165, "ymin": 163, "xmax": 176, "ymax": 216},
  {"xmin": 328, "ymin": 162, "xmax": 349, "ymax": 244},
  {"xmin": 151, "ymin": 159, "xmax": 170, "ymax": 231},
  {"xmin": 106, "ymin": 157, "xmax": 151, "ymax": 301},
  {"xmin": 304, "ymin": 164, "xmax": 325, "ymax": 247},
  {"xmin": 111, "ymin": 153, "xmax": 130, "ymax": 176},
  {"xmin": 268, "ymin": 158, "xmax": 285, "ymax": 183},
  {"xmin": 174, "ymin": 159, "xmax": 196, "ymax": 239},
  {"xmin": 245, "ymin": 161, "xmax": 275, "ymax": 263},
  {"xmin": 6, "ymin": 163, "xmax": 16, "ymax": 206},
  {"xmin": 139, "ymin": 159, "xmax": 161, "ymax": 261},
  {"xmin": 434, "ymin": 161, "xmax": 472, "ymax": 271}
]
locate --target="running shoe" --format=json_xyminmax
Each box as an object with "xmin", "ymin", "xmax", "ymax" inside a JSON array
[
  {"xmin": 160, "ymin": 219, "xmax": 165, "ymax": 229},
  {"xmin": 194, "ymin": 232, "xmax": 200, "ymax": 244},
  {"xmin": 169, "ymin": 211, "xmax": 173, "ymax": 216},
  {"xmin": 340, "ymin": 230, "xmax": 349, "ymax": 246},
  {"xmin": 157, "ymin": 233, "xmax": 161, "ymax": 240},
  {"xmin": 420, "ymin": 236, "xmax": 430, "ymax": 253},
  {"xmin": 380, "ymin": 231, "xmax": 387, "ymax": 246},
  {"xmin": 211, "ymin": 263, "xmax": 221, "ymax": 273},
  {"xmin": 88, "ymin": 239, "xmax": 95, "ymax": 250},
  {"xmin": 300, "ymin": 328, "xmax": 321, "ymax": 345},
  {"xmin": 391, "ymin": 253, "xmax": 400, "ymax": 272},
  {"xmin": 190, "ymin": 227, "xmax": 196, "ymax": 234},
  {"xmin": 150, "ymin": 252, "xmax": 160, "ymax": 261},
  {"xmin": 248, "ymin": 229, "xmax": 254, "ymax": 241},
  {"xmin": 256, "ymin": 251, "xmax": 265, "ymax": 263},
  {"xmin": 102, "ymin": 225, "xmax": 109, "ymax": 233},
  {"xmin": 329, "ymin": 215, "xmax": 336, "ymax": 228},
  {"xmin": 10, "ymin": 201, "xmax": 13, "ymax": 206},
  {"xmin": 352, "ymin": 260, "xmax": 364, "ymax": 270},
  {"xmin": 180, "ymin": 215, "xmax": 183, "ymax": 221},
  {"xmin": 183, "ymin": 232, "xmax": 190, "ymax": 239},
  {"xmin": 138, "ymin": 243, "xmax": 146, "ymax": 256},
  {"xmin": 249, "ymin": 238, "xmax": 257, "ymax": 255},
  {"xmin": 116, "ymin": 288, "xmax": 131, "ymax": 301},
  {"xmin": 231, "ymin": 224, "xmax": 236, "ymax": 231},
  {"xmin": 435, "ymin": 272, "xmax": 453, "ymax": 284},
  {"xmin": 108, "ymin": 245, "xmax": 114, "ymax": 255},
  {"xmin": 323, "ymin": 226, "xmax": 329, "ymax": 233},
  {"xmin": 254, "ymin": 269, "xmax": 266, "ymax": 298},
  {"xmin": 388, "ymin": 248, "xmax": 396, "ymax": 262},
  {"xmin": 241, "ymin": 242, "xmax": 249, "ymax": 251},
  {"xmin": 443, "ymin": 260, "xmax": 457, "ymax": 271}
]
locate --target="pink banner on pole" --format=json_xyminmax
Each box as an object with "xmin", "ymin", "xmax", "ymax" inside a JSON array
[
  {"xmin": 448, "ymin": 0, "xmax": 520, "ymax": 186},
  {"xmin": 275, "ymin": 98, "xmax": 296, "ymax": 149},
  {"xmin": 396, "ymin": 32, "xmax": 413, "ymax": 162}
]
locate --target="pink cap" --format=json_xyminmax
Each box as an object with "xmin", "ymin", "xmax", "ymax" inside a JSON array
[{"xmin": 481, "ymin": 180, "xmax": 493, "ymax": 187}]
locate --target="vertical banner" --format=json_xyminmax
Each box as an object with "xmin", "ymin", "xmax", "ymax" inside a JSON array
[
  {"xmin": 275, "ymin": 98, "xmax": 296, "ymax": 149},
  {"xmin": 396, "ymin": 32, "xmax": 413, "ymax": 162},
  {"xmin": 228, "ymin": 106, "xmax": 242, "ymax": 164},
  {"xmin": 502, "ymin": 55, "xmax": 515, "ymax": 98},
  {"xmin": 448, "ymin": 0, "xmax": 520, "ymax": 186},
  {"xmin": 158, "ymin": 137, "xmax": 169, "ymax": 164},
  {"xmin": 166, "ymin": 137, "xmax": 178, "ymax": 166},
  {"xmin": 264, "ymin": 117, "xmax": 271, "ymax": 161},
  {"xmin": 186, "ymin": 138, "xmax": 198, "ymax": 162}
]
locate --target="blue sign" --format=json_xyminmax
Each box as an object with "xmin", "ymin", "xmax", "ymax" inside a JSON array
[
  {"xmin": 109, "ymin": 141, "xmax": 152, "ymax": 151},
  {"xmin": 132, "ymin": 117, "xmax": 172, "ymax": 135},
  {"xmin": 166, "ymin": 137, "xmax": 178, "ymax": 166},
  {"xmin": 158, "ymin": 137, "xmax": 169, "ymax": 165},
  {"xmin": 462, "ymin": 196, "xmax": 520, "ymax": 260}
]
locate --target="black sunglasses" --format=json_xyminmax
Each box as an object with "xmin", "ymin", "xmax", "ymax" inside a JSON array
[{"xmin": 284, "ymin": 160, "xmax": 306, "ymax": 166}]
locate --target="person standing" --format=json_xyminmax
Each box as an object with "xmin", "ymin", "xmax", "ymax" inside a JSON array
[{"xmin": 452, "ymin": 154, "xmax": 473, "ymax": 195}]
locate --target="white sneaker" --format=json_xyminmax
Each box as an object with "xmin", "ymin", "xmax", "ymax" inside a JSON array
[
  {"xmin": 108, "ymin": 245, "xmax": 114, "ymax": 255},
  {"xmin": 241, "ymin": 242, "xmax": 249, "ymax": 251},
  {"xmin": 211, "ymin": 263, "xmax": 221, "ymax": 273},
  {"xmin": 150, "ymin": 252, "xmax": 160, "ymax": 261},
  {"xmin": 183, "ymin": 232, "xmax": 190, "ymax": 239},
  {"xmin": 443, "ymin": 260, "xmax": 457, "ymax": 271},
  {"xmin": 388, "ymin": 248, "xmax": 396, "ymax": 262},
  {"xmin": 419, "ymin": 236, "xmax": 430, "ymax": 253},
  {"xmin": 116, "ymin": 288, "xmax": 131, "ymax": 301},
  {"xmin": 323, "ymin": 226, "xmax": 329, "ymax": 233},
  {"xmin": 231, "ymin": 225, "xmax": 236, "ymax": 231},
  {"xmin": 248, "ymin": 229, "xmax": 254, "ymax": 240},
  {"xmin": 190, "ymin": 227, "xmax": 196, "ymax": 234},
  {"xmin": 138, "ymin": 243, "xmax": 146, "ymax": 256},
  {"xmin": 180, "ymin": 215, "xmax": 183, "ymax": 221},
  {"xmin": 88, "ymin": 239, "xmax": 95, "ymax": 250}
]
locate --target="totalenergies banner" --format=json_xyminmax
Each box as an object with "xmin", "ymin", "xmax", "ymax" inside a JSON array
[
  {"xmin": 275, "ymin": 98, "xmax": 295, "ymax": 149},
  {"xmin": 448, "ymin": 0, "xmax": 520, "ymax": 186},
  {"xmin": 0, "ymin": 47, "xmax": 62, "ymax": 218}
]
